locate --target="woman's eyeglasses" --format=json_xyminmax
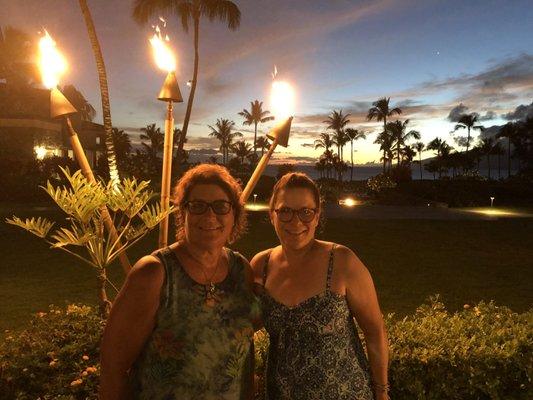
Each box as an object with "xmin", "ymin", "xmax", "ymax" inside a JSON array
[
  {"xmin": 274, "ymin": 207, "xmax": 318, "ymax": 223},
  {"xmin": 184, "ymin": 200, "xmax": 233, "ymax": 215}
]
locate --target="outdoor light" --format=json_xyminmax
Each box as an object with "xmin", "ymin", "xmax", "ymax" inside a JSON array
[
  {"xmin": 240, "ymin": 68, "xmax": 294, "ymax": 203},
  {"xmin": 39, "ymin": 30, "xmax": 131, "ymax": 273},
  {"xmin": 490, "ymin": 197, "xmax": 495, "ymax": 207},
  {"xmin": 150, "ymin": 24, "xmax": 183, "ymax": 248},
  {"xmin": 253, "ymin": 193, "xmax": 258, "ymax": 203},
  {"xmin": 34, "ymin": 145, "xmax": 48, "ymax": 160},
  {"xmin": 339, "ymin": 197, "xmax": 358, "ymax": 207}
]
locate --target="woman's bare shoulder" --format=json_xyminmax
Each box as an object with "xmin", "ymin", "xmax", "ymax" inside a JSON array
[
  {"xmin": 250, "ymin": 247, "xmax": 279, "ymax": 281},
  {"xmin": 125, "ymin": 255, "xmax": 165, "ymax": 291}
]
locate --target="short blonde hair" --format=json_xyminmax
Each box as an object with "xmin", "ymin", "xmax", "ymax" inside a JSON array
[{"xmin": 172, "ymin": 164, "xmax": 246, "ymax": 244}]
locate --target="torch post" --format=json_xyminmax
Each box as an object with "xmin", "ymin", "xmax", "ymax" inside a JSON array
[
  {"xmin": 51, "ymin": 88, "xmax": 132, "ymax": 274},
  {"xmin": 157, "ymin": 72, "xmax": 183, "ymax": 248},
  {"xmin": 241, "ymin": 117, "xmax": 293, "ymax": 203}
]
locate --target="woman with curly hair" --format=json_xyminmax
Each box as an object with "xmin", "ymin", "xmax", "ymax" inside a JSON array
[{"xmin": 100, "ymin": 164, "xmax": 259, "ymax": 400}]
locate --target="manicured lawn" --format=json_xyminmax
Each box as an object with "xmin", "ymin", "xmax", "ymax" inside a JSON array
[{"xmin": 1, "ymin": 203, "xmax": 532, "ymax": 333}]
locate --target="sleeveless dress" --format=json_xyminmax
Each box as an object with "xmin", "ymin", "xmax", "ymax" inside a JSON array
[
  {"xmin": 258, "ymin": 245, "xmax": 374, "ymax": 400},
  {"xmin": 130, "ymin": 247, "xmax": 260, "ymax": 400}
]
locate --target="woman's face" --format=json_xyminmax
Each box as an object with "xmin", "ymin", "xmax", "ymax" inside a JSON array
[
  {"xmin": 270, "ymin": 187, "xmax": 320, "ymax": 250},
  {"xmin": 183, "ymin": 184, "xmax": 235, "ymax": 249}
]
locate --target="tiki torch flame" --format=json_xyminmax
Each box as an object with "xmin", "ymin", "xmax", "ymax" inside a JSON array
[
  {"xmin": 270, "ymin": 67, "xmax": 295, "ymax": 121},
  {"xmin": 38, "ymin": 30, "xmax": 67, "ymax": 89},
  {"xmin": 150, "ymin": 25, "xmax": 176, "ymax": 73}
]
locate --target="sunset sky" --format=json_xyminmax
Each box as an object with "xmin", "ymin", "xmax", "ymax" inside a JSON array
[{"xmin": 3, "ymin": 0, "xmax": 533, "ymax": 164}]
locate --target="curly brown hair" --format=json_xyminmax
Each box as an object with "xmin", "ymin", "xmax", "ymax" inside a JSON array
[{"xmin": 172, "ymin": 164, "xmax": 246, "ymax": 244}]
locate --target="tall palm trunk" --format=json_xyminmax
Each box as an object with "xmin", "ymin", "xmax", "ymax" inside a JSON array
[
  {"xmin": 508, "ymin": 137, "xmax": 511, "ymax": 179},
  {"xmin": 254, "ymin": 121, "xmax": 258, "ymax": 156},
  {"xmin": 466, "ymin": 127, "xmax": 471, "ymax": 153},
  {"xmin": 78, "ymin": 0, "xmax": 119, "ymax": 186},
  {"xmin": 350, "ymin": 139, "xmax": 354, "ymax": 181},
  {"xmin": 382, "ymin": 117, "xmax": 387, "ymax": 173},
  {"xmin": 419, "ymin": 153, "xmax": 422, "ymax": 180},
  {"xmin": 176, "ymin": 14, "xmax": 200, "ymax": 163}
]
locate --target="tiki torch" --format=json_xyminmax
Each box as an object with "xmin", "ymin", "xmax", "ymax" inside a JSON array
[
  {"xmin": 240, "ymin": 73, "xmax": 295, "ymax": 203},
  {"xmin": 39, "ymin": 30, "xmax": 131, "ymax": 273},
  {"xmin": 149, "ymin": 26, "xmax": 183, "ymax": 248}
]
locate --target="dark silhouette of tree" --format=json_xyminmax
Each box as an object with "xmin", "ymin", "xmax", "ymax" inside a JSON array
[
  {"xmin": 140, "ymin": 123, "xmax": 163, "ymax": 162},
  {"xmin": 479, "ymin": 137, "xmax": 495, "ymax": 179},
  {"xmin": 255, "ymin": 135, "xmax": 270, "ymax": 157},
  {"xmin": 324, "ymin": 110, "xmax": 350, "ymax": 160},
  {"xmin": 238, "ymin": 100, "xmax": 274, "ymax": 156},
  {"xmin": 345, "ymin": 128, "xmax": 366, "ymax": 181},
  {"xmin": 367, "ymin": 97, "xmax": 402, "ymax": 173},
  {"xmin": 133, "ymin": 0, "xmax": 241, "ymax": 165},
  {"xmin": 231, "ymin": 140, "xmax": 253, "ymax": 165},
  {"xmin": 61, "ymin": 85, "xmax": 96, "ymax": 121},
  {"xmin": 453, "ymin": 113, "xmax": 484, "ymax": 154},
  {"xmin": 496, "ymin": 122, "xmax": 518, "ymax": 179},
  {"xmin": 208, "ymin": 118, "xmax": 242, "ymax": 165},
  {"xmin": 414, "ymin": 142, "xmax": 425, "ymax": 180},
  {"xmin": 386, "ymin": 119, "xmax": 420, "ymax": 166}
]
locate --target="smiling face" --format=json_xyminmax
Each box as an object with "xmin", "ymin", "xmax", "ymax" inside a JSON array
[
  {"xmin": 183, "ymin": 184, "xmax": 235, "ymax": 249},
  {"xmin": 270, "ymin": 187, "xmax": 320, "ymax": 250}
]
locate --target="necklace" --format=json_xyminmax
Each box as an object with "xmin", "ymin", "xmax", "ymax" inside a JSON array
[{"xmin": 200, "ymin": 261, "xmax": 221, "ymax": 298}]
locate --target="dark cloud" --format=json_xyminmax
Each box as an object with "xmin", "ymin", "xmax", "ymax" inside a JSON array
[
  {"xmin": 301, "ymin": 143, "xmax": 315, "ymax": 148},
  {"xmin": 478, "ymin": 111, "xmax": 497, "ymax": 121},
  {"xmin": 503, "ymin": 101, "xmax": 533, "ymax": 121},
  {"xmin": 447, "ymin": 103, "xmax": 469, "ymax": 122}
]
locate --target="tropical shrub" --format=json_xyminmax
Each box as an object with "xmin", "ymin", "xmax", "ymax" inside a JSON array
[
  {"xmin": 367, "ymin": 173, "xmax": 397, "ymax": 193},
  {"xmin": 1, "ymin": 299, "xmax": 530, "ymax": 399}
]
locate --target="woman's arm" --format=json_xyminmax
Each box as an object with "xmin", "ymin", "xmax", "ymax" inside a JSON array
[
  {"xmin": 337, "ymin": 246, "xmax": 389, "ymax": 400},
  {"xmin": 99, "ymin": 256, "xmax": 164, "ymax": 400}
]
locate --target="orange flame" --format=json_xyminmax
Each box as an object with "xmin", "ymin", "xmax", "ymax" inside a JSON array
[
  {"xmin": 38, "ymin": 30, "xmax": 67, "ymax": 89},
  {"xmin": 270, "ymin": 67, "xmax": 295, "ymax": 121},
  {"xmin": 149, "ymin": 25, "xmax": 176, "ymax": 72}
]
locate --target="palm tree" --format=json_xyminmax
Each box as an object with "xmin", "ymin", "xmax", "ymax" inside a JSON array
[
  {"xmin": 0, "ymin": 26, "xmax": 38, "ymax": 86},
  {"xmin": 324, "ymin": 110, "xmax": 350, "ymax": 159},
  {"xmin": 386, "ymin": 119, "xmax": 421, "ymax": 166},
  {"xmin": 491, "ymin": 141, "xmax": 504, "ymax": 179},
  {"xmin": 238, "ymin": 100, "xmax": 274, "ymax": 156},
  {"xmin": 79, "ymin": 0, "xmax": 120, "ymax": 186},
  {"xmin": 496, "ymin": 122, "xmax": 518, "ymax": 179},
  {"xmin": 255, "ymin": 136, "xmax": 270, "ymax": 157},
  {"xmin": 61, "ymin": 85, "xmax": 96, "ymax": 121},
  {"xmin": 373, "ymin": 130, "xmax": 394, "ymax": 173},
  {"xmin": 367, "ymin": 97, "xmax": 402, "ymax": 172},
  {"xmin": 314, "ymin": 132, "xmax": 334, "ymax": 152},
  {"xmin": 427, "ymin": 138, "xmax": 451, "ymax": 179},
  {"xmin": 345, "ymin": 128, "xmax": 366, "ymax": 181},
  {"xmin": 140, "ymin": 123, "xmax": 164, "ymax": 161},
  {"xmin": 479, "ymin": 137, "xmax": 495, "ymax": 179},
  {"xmin": 414, "ymin": 142, "xmax": 425, "ymax": 180},
  {"xmin": 208, "ymin": 118, "xmax": 242, "ymax": 165},
  {"xmin": 319, "ymin": 149, "xmax": 336, "ymax": 179},
  {"xmin": 231, "ymin": 140, "xmax": 253, "ymax": 165},
  {"xmin": 133, "ymin": 0, "xmax": 241, "ymax": 164},
  {"xmin": 314, "ymin": 158, "xmax": 326, "ymax": 179},
  {"xmin": 453, "ymin": 113, "xmax": 484, "ymax": 154},
  {"xmin": 111, "ymin": 128, "xmax": 132, "ymax": 173}
]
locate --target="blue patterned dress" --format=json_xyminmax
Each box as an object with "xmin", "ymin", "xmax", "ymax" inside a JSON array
[{"xmin": 257, "ymin": 245, "xmax": 374, "ymax": 400}]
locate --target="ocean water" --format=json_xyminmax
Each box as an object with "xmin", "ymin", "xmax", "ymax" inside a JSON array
[{"xmin": 262, "ymin": 164, "xmax": 513, "ymax": 181}]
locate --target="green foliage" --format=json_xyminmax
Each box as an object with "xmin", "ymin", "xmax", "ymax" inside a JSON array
[
  {"xmin": 386, "ymin": 297, "xmax": 532, "ymax": 399},
  {"xmin": 0, "ymin": 304, "xmax": 104, "ymax": 400},
  {"xmin": 367, "ymin": 173, "xmax": 397, "ymax": 193},
  {"xmin": 1, "ymin": 299, "xmax": 531, "ymax": 399}
]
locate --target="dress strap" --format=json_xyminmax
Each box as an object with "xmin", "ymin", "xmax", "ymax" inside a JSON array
[
  {"xmin": 326, "ymin": 244, "xmax": 336, "ymax": 291},
  {"xmin": 262, "ymin": 249, "xmax": 272, "ymax": 286}
]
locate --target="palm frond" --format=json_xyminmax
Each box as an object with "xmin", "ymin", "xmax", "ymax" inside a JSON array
[{"xmin": 6, "ymin": 216, "xmax": 55, "ymax": 238}]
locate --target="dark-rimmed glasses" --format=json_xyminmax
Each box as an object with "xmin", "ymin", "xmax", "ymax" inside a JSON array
[
  {"xmin": 184, "ymin": 200, "xmax": 233, "ymax": 215},
  {"xmin": 274, "ymin": 207, "xmax": 318, "ymax": 223}
]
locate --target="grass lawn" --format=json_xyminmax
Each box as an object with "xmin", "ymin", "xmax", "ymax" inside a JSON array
[{"xmin": 1, "ymin": 203, "xmax": 532, "ymax": 333}]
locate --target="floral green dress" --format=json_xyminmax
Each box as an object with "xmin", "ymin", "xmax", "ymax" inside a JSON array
[{"xmin": 130, "ymin": 247, "xmax": 260, "ymax": 400}]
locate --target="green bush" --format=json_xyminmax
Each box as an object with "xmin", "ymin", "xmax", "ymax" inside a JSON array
[
  {"xmin": 2, "ymin": 300, "xmax": 531, "ymax": 399},
  {"xmin": 386, "ymin": 298, "xmax": 532, "ymax": 399},
  {"xmin": 0, "ymin": 305, "xmax": 103, "ymax": 400}
]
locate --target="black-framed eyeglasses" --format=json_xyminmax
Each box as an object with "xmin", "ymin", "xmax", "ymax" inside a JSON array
[
  {"xmin": 274, "ymin": 207, "xmax": 318, "ymax": 223},
  {"xmin": 184, "ymin": 200, "xmax": 233, "ymax": 215}
]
